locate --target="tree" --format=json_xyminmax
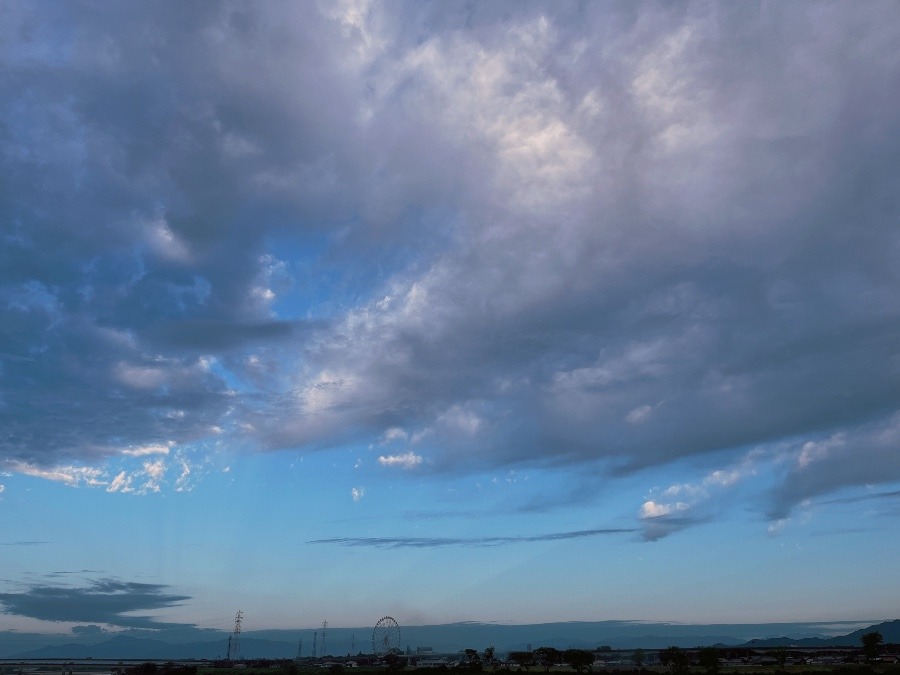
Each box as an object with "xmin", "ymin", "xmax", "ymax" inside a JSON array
[
  {"xmin": 660, "ymin": 647, "xmax": 690, "ymax": 675},
  {"xmin": 563, "ymin": 649, "xmax": 594, "ymax": 673},
  {"xmin": 698, "ymin": 647, "xmax": 719, "ymax": 675},
  {"xmin": 632, "ymin": 649, "xmax": 645, "ymax": 668},
  {"xmin": 383, "ymin": 652, "xmax": 404, "ymax": 672},
  {"xmin": 484, "ymin": 646, "xmax": 496, "ymax": 668},
  {"xmin": 861, "ymin": 631, "xmax": 883, "ymax": 662},
  {"xmin": 465, "ymin": 648, "xmax": 484, "ymax": 672},
  {"xmin": 533, "ymin": 647, "xmax": 561, "ymax": 672},
  {"xmin": 772, "ymin": 648, "xmax": 788, "ymax": 670}
]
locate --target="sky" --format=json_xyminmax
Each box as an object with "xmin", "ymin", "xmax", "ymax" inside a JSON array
[{"xmin": 1, "ymin": 0, "xmax": 900, "ymax": 640}]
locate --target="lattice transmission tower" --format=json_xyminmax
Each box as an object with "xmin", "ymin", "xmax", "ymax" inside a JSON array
[
  {"xmin": 226, "ymin": 610, "xmax": 243, "ymax": 660},
  {"xmin": 321, "ymin": 620, "xmax": 327, "ymax": 656}
]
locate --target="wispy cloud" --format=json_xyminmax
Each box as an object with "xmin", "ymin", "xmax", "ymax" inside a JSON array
[
  {"xmin": 819, "ymin": 489, "xmax": 900, "ymax": 506},
  {"xmin": 4, "ymin": 462, "xmax": 106, "ymax": 488},
  {"xmin": 0, "ymin": 541, "xmax": 52, "ymax": 547},
  {"xmin": 309, "ymin": 528, "xmax": 634, "ymax": 549}
]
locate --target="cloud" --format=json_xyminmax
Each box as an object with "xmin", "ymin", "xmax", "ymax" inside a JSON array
[
  {"xmin": 121, "ymin": 443, "xmax": 173, "ymax": 458},
  {"xmin": 4, "ymin": 463, "xmax": 106, "ymax": 488},
  {"xmin": 309, "ymin": 527, "xmax": 635, "ymax": 549},
  {"xmin": 819, "ymin": 489, "xmax": 900, "ymax": 507},
  {"xmin": 351, "ymin": 487, "xmax": 365, "ymax": 502},
  {"xmin": 641, "ymin": 516, "xmax": 711, "ymax": 543},
  {"xmin": 247, "ymin": 5, "xmax": 900, "ymax": 502},
  {"xmin": 378, "ymin": 452, "xmax": 424, "ymax": 469},
  {"xmin": 0, "ymin": 579, "xmax": 192, "ymax": 629},
  {"xmin": 0, "ymin": 541, "xmax": 51, "ymax": 547},
  {"xmin": 104, "ymin": 460, "xmax": 167, "ymax": 495},
  {"xmin": 640, "ymin": 500, "xmax": 689, "ymax": 519},
  {"xmin": 380, "ymin": 427, "xmax": 408, "ymax": 444},
  {"xmin": 637, "ymin": 450, "xmax": 762, "ymax": 539},
  {"xmin": 173, "ymin": 460, "xmax": 193, "ymax": 493},
  {"xmin": 72, "ymin": 624, "xmax": 109, "ymax": 636},
  {"xmin": 769, "ymin": 414, "xmax": 900, "ymax": 519},
  {"xmin": 1, "ymin": 1, "xmax": 899, "ymax": 532}
]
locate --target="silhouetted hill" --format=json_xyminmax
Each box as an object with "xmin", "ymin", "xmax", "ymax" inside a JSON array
[
  {"xmin": 7, "ymin": 619, "xmax": 898, "ymax": 659},
  {"xmin": 742, "ymin": 620, "xmax": 900, "ymax": 648},
  {"xmin": 845, "ymin": 620, "xmax": 900, "ymax": 645},
  {"xmin": 11, "ymin": 636, "xmax": 297, "ymax": 660}
]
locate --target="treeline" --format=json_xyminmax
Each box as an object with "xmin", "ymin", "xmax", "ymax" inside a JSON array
[{"xmin": 123, "ymin": 664, "xmax": 198, "ymax": 675}]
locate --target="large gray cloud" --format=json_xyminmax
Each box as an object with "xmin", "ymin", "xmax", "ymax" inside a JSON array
[
  {"xmin": 2, "ymin": 2, "xmax": 899, "ymax": 524},
  {"xmin": 249, "ymin": 3, "xmax": 900, "ymax": 516}
]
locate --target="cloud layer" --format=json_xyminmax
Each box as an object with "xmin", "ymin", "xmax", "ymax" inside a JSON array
[
  {"xmin": 0, "ymin": 579, "xmax": 191, "ymax": 628},
  {"xmin": 2, "ymin": 2, "xmax": 899, "ymax": 531}
]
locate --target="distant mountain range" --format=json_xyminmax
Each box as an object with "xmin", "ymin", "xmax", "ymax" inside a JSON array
[
  {"xmin": 9, "ymin": 635, "xmax": 296, "ymax": 660},
  {"xmin": 5, "ymin": 620, "xmax": 898, "ymax": 659},
  {"xmin": 740, "ymin": 620, "xmax": 900, "ymax": 648}
]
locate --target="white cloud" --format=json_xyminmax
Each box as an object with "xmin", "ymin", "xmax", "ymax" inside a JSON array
[
  {"xmin": 6, "ymin": 462, "xmax": 106, "ymax": 487},
  {"xmin": 105, "ymin": 460, "xmax": 167, "ymax": 495},
  {"xmin": 112, "ymin": 362, "xmax": 169, "ymax": 391},
  {"xmin": 640, "ymin": 500, "xmax": 688, "ymax": 519},
  {"xmin": 251, "ymin": 286, "xmax": 276, "ymax": 302},
  {"xmin": 661, "ymin": 482, "xmax": 705, "ymax": 499},
  {"xmin": 143, "ymin": 460, "xmax": 166, "ymax": 479},
  {"xmin": 436, "ymin": 405, "xmax": 481, "ymax": 437},
  {"xmin": 174, "ymin": 461, "xmax": 192, "ymax": 492},
  {"xmin": 767, "ymin": 518, "xmax": 788, "ymax": 536},
  {"xmin": 106, "ymin": 471, "xmax": 133, "ymax": 494},
  {"xmin": 140, "ymin": 460, "xmax": 166, "ymax": 493},
  {"xmin": 121, "ymin": 443, "xmax": 173, "ymax": 457},
  {"xmin": 351, "ymin": 487, "xmax": 365, "ymax": 502},
  {"xmin": 378, "ymin": 452, "xmax": 423, "ymax": 469},
  {"xmin": 704, "ymin": 468, "xmax": 744, "ymax": 488},
  {"xmin": 381, "ymin": 427, "xmax": 408, "ymax": 443},
  {"xmin": 641, "ymin": 451, "xmax": 762, "ymax": 533},
  {"xmin": 796, "ymin": 434, "xmax": 846, "ymax": 469},
  {"xmin": 625, "ymin": 405, "xmax": 653, "ymax": 424},
  {"xmin": 144, "ymin": 216, "xmax": 192, "ymax": 264}
]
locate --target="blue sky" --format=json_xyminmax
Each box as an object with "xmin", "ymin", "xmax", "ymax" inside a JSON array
[{"xmin": 1, "ymin": 1, "xmax": 900, "ymax": 639}]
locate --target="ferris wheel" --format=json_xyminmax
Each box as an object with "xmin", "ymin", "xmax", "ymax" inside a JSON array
[{"xmin": 372, "ymin": 616, "xmax": 401, "ymax": 656}]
